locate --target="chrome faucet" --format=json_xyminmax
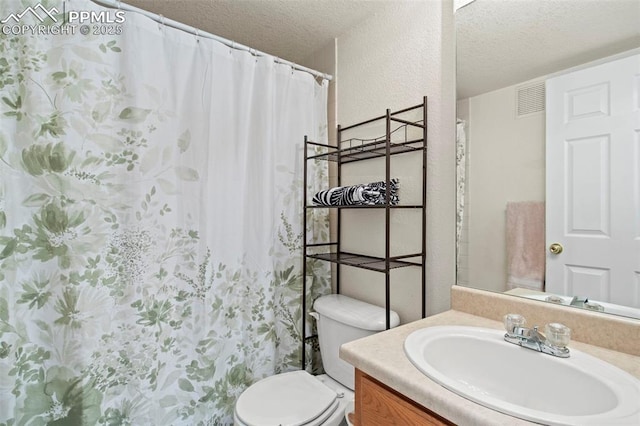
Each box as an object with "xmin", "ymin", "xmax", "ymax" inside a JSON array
[
  {"xmin": 570, "ymin": 296, "xmax": 605, "ymax": 312},
  {"xmin": 503, "ymin": 314, "xmax": 571, "ymax": 358}
]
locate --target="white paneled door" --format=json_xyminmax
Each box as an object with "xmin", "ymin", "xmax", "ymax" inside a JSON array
[{"xmin": 545, "ymin": 53, "xmax": 640, "ymax": 308}]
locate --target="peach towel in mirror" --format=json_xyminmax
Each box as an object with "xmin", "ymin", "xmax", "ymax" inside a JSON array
[{"xmin": 506, "ymin": 201, "xmax": 545, "ymax": 291}]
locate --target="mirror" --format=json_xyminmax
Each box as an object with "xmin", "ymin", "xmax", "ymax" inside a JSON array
[{"xmin": 455, "ymin": 0, "xmax": 640, "ymax": 319}]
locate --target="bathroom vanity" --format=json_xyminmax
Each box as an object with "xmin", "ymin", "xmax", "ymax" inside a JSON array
[
  {"xmin": 354, "ymin": 369, "xmax": 452, "ymax": 425},
  {"xmin": 340, "ymin": 287, "xmax": 640, "ymax": 425}
]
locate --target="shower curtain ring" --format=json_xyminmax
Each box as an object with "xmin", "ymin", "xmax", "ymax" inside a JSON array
[
  {"xmin": 230, "ymin": 41, "xmax": 235, "ymax": 54},
  {"xmin": 116, "ymin": 0, "xmax": 121, "ymax": 9},
  {"xmin": 195, "ymin": 29, "xmax": 200, "ymax": 43},
  {"xmin": 158, "ymin": 14, "xmax": 165, "ymax": 30}
]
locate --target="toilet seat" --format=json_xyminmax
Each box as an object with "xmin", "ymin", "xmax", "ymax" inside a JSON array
[{"xmin": 234, "ymin": 370, "xmax": 340, "ymax": 426}]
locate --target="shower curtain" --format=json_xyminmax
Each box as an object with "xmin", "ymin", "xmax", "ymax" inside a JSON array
[
  {"xmin": 456, "ymin": 119, "xmax": 467, "ymax": 268},
  {"xmin": 0, "ymin": 0, "xmax": 330, "ymax": 424}
]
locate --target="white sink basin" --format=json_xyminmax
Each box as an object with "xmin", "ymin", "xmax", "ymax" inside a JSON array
[{"xmin": 404, "ymin": 326, "xmax": 640, "ymax": 425}]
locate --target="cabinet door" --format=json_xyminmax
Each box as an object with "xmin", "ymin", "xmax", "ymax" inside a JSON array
[{"xmin": 354, "ymin": 369, "xmax": 453, "ymax": 426}]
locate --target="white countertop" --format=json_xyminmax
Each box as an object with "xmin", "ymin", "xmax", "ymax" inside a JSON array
[{"xmin": 339, "ymin": 310, "xmax": 640, "ymax": 426}]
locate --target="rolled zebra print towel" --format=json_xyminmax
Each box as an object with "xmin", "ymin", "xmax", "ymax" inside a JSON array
[{"xmin": 312, "ymin": 179, "xmax": 399, "ymax": 206}]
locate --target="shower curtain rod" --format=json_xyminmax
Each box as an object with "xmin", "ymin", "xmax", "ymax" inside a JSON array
[{"xmin": 88, "ymin": 0, "xmax": 333, "ymax": 82}]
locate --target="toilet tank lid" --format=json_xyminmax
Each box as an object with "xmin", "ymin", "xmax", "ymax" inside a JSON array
[{"xmin": 313, "ymin": 294, "xmax": 400, "ymax": 331}]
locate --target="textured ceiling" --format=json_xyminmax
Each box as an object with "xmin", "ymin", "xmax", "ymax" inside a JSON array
[
  {"xmin": 456, "ymin": 0, "xmax": 640, "ymax": 99},
  {"xmin": 122, "ymin": 0, "xmax": 393, "ymax": 65},
  {"xmin": 116, "ymin": 0, "xmax": 640, "ymax": 99}
]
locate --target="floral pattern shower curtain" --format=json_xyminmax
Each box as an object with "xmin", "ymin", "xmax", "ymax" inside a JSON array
[{"xmin": 0, "ymin": 0, "xmax": 330, "ymax": 424}]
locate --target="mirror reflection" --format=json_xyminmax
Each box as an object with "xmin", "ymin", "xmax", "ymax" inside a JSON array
[{"xmin": 455, "ymin": 0, "xmax": 640, "ymax": 319}]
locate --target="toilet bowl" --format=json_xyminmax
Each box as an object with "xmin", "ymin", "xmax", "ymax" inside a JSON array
[{"xmin": 233, "ymin": 294, "xmax": 399, "ymax": 426}]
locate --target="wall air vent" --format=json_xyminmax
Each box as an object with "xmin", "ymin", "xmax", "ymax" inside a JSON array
[{"xmin": 516, "ymin": 81, "xmax": 545, "ymax": 117}]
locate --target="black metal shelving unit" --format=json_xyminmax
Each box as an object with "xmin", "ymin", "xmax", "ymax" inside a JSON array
[{"xmin": 301, "ymin": 97, "xmax": 427, "ymax": 370}]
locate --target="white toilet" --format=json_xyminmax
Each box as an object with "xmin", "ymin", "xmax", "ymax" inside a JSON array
[{"xmin": 234, "ymin": 294, "xmax": 400, "ymax": 426}]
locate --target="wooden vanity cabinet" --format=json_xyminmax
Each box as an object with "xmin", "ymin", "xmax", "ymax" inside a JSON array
[{"xmin": 353, "ymin": 369, "xmax": 455, "ymax": 426}]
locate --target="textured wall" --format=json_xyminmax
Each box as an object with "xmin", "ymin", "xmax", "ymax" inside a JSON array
[
  {"xmin": 330, "ymin": 0, "xmax": 456, "ymax": 323},
  {"xmin": 466, "ymin": 83, "xmax": 545, "ymax": 293},
  {"xmin": 302, "ymin": 40, "xmax": 340, "ymax": 293}
]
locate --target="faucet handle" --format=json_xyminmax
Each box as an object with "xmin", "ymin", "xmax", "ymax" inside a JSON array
[
  {"xmin": 544, "ymin": 322, "xmax": 571, "ymax": 348},
  {"xmin": 503, "ymin": 313, "xmax": 526, "ymax": 334}
]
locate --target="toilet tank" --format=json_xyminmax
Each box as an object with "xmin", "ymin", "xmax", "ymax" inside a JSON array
[{"xmin": 312, "ymin": 294, "xmax": 400, "ymax": 390}]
